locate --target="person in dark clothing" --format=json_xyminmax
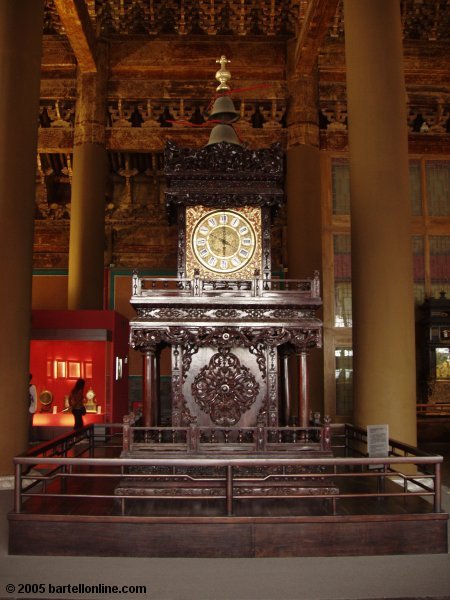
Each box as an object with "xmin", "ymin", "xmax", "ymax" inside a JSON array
[
  {"xmin": 28, "ymin": 373, "xmax": 37, "ymax": 442},
  {"xmin": 69, "ymin": 378, "xmax": 86, "ymax": 430}
]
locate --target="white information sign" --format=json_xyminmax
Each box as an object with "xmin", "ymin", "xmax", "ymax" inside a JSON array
[{"xmin": 367, "ymin": 424, "xmax": 389, "ymax": 468}]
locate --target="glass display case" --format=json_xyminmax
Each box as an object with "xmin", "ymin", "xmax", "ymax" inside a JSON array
[
  {"xmin": 30, "ymin": 310, "xmax": 129, "ymax": 437},
  {"xmin": 417, "ymin": 294, "xmax": 450, "ymax": 405},
  {"xmin": 435, "ymin": 346, "xmax": 450, "ymax": 379}
]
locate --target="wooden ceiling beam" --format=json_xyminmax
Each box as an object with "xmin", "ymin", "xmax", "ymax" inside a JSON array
[
  {"xmin": 294, "ymin": 0, "xmax": 340, "ymax": 74},
  {"xmin": 53, "ymin": 0, "xmax": 97, "ymax": 72}
]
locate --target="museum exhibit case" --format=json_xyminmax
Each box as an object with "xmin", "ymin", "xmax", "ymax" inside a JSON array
[{"xmin": 30, "ymin": 309, "xmax": 129, "ymax": 436}]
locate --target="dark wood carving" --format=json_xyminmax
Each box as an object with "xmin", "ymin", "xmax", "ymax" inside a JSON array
[
  {"xmin": 164, "ymin": 140, "xmax": 284, "ymax": 177},
  {"xmin": 164, "ymin": 141, "xmax": 285, "ymax": 226},
  {"xmin": 181, "ymin": 342, "xmax": 199, "ymax": 382},
  {"xmin": 191, "ymin": 348, "xmax": 260, "ymax": 426},
  {"xmin": 135, "ymin": 306, "xmax": 317, "ymax": 321},
  {"xmin": 130, "ymin": 325, "xmax": 322, "ymax": 353}
]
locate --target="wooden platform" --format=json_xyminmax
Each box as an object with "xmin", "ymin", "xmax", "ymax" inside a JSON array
[
  {"xmin": 418, "ymin": 416, "xmax": 450, "ymax": 443},
  {"xmin": 9, "ymin": 429, "xmax": 448, "ymax": 558},
  {"xmin": 8, "ymin": 473, "xmax": 448, "ymax": 557},
  {"xmin": 9, "ymin": 511, "xmax": 448, "ymax": 557}
]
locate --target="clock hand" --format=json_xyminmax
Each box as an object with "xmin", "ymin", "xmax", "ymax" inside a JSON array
[
  {"xmin": 210, "ymin": 231, "xmax": 231, "ymax": 248},
  {"xmin": 221, "ymin": 226, "xmax": 227, "ymax": 256}
]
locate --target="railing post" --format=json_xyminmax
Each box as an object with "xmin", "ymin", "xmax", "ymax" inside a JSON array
[
  {"xmin": 312, "ymin": 270, "xmax": 320, "ymax": 298},
  {"xmin": 14, "ymin": 462, "xmax": 22, "ymax": 514},
  {"xmin": 188, "ymin": 424, "xmax": 199, "ymax": 453},
  {"xmin": 321, "ymin": 415, "xmax": 332, "ymax": 452},
  {"xmin": 132, "ymin": 269, "xmax": 141, "ymax": 296},
  {"xmin": 254, "ymin": 273, "xmax": 260, "ymax": 297},
  {"xmin": 226, "ymin": 465, "xmax": 233, "ymax": 516},
  {"xmin": 123, "ymin": 413, "xmax": 134, "ymax": 452},
  {"xmin": 434, "ymin": 461, "xmax": 442, "ymax": 513},
  {"xmin": 89, "ymin": 424, "xmax": 94, "ymax": 457},
  {"xmin": 344, "ymin": 424, "xmax": 350, "ymax": 457},
  {"xmin": 194, "ymin": 270, "xmax": 200, "ymax": 296},
  {"xmin": 256, "ymin": 426, "xmax": 266, "ymax": 451},
  {"xmin": 61, "ymin": 438, "xmax": 68, "ymax": 493}
]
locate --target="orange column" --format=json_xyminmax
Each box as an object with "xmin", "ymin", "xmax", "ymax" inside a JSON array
[
  {"xmin": 285, "ymin": 62, "xmax": 324, "ymax": 417},
  {"xmin": 68, "ymin": 48, "xmax": 108, "ymax": 309},
  {"xmin": 0, "ymin": 1, "xmax": 44, "ymax": 475},
  {"xmin": 344, "ymin": 0, "xmax": 416, "ymax": 444}
]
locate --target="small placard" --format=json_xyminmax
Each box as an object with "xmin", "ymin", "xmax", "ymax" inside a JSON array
[{"xmin": 367, "ymin": 424, "xmax": 389, "ymax": 459}]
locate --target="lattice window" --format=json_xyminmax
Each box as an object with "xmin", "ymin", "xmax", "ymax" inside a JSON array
[
  {"xmin": 331, "ymin": 157, "xmax": 427, "ymax": 217},
  {"xmin": 413, "ymin": 236, "xmax": 426, "ymax": 304},
  {"xmin": 334, "ymin": 234, "xmax": 352, "ymax": 327},
  {"xmin": 430, "ymin": 236, "xmax": 450, "ymax": 299},
  {"xmin": 335, "ymin": 347, "xmax": 353, "ymax": 416},
  {"xmin": 331, "ymin": 158, "xmax": 350, "ymax": 215},
  {"xmin": 426, "ymin": 160, "xmax": 450, "ymax": 216},
  {"xmin": 409, "ymin": 159, "xmax": 423, "ymax": 215}
]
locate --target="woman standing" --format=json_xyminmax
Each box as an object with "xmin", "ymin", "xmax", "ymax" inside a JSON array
[{"xmin": 69, "ymin": 378, "xmax": 86, "ymax": 430}]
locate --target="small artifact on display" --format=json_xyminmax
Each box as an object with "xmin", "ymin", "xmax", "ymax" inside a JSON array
[
  {"xmin": 85, "ymin": 387, "xmax": 97, "ymax": 413},
  {"xmin": 39, "ymin": 390, "xmax": 53, "ymax": 412}
]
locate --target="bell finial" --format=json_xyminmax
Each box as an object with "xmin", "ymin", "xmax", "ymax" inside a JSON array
[
  {"xmin": 215, "ymin": 55, "xmax": 232, "ymax": 92},
  {"xmin": 207, "ymin": 56, "xmax": 241, "ymax": 146},
  {"xmin": 206, "ymin": 123, "xmax": 241, "ymax": 146}
]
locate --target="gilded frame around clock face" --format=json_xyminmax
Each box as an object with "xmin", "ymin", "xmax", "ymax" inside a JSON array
[{"xmin": 186, "ymin": 206, "xmax": 262, "ymax": 279}]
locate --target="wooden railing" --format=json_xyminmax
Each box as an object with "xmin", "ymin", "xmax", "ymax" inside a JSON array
[
  {"xmin": 417, "ymin": 403, "xmax": 450, "ymax": 416},
  {"xmin": 122, "ymin": 419, "xmax": 332, "ymax": 454},
  {"xmin": 131, "ymin": 271, "xmax": 321, "ymax": 300},
  {"xmin": 11, "ymin": 423, "xmax": 445, "ymax": 518}
]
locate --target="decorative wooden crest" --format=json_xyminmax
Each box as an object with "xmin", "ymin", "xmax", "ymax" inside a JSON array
[{"xmin": 164, "ymin": 140, "xmax": 285, "ymax": 219}]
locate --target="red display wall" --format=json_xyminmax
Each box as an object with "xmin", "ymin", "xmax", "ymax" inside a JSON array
[
  {"xmin": 30, "ymin": 339, "xmax": 107, "ymax": 413},
  {"xmin": 30, "ymin": 310, "xmax": 129, "ymax": 427}
]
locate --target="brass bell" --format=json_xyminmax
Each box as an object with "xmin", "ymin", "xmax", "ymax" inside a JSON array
[
  {"xmin": 206, "ymin": 123, "xmax": 241, "ymax": 146},
  {"xmin": 208, "ymin": 95, "xmax": 239, "ymax": 124}
]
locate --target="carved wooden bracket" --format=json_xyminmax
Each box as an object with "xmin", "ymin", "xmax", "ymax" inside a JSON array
[{"xmin": 130, "ymin": 325, "xmax": 322, "ymax": 353}]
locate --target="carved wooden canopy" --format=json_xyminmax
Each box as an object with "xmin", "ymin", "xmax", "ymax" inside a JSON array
[{"xmin": 164, "ymin": 140, "xmax": 285, "ymax": 220}]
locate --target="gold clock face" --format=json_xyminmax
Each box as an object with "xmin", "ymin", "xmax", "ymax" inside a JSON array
[{"xmin": 192, "ymin": 209, "xmax": 257, "ymax": 274}]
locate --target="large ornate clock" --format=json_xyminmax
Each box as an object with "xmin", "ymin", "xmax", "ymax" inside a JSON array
[
  {"xmin": 130, "ymin": 135, "xmax": 323, "ymax": 431},
  {"xmin": 187, "ymin": 206, "xmax": 261, "ymax": 278},
  {"xmin": 129, "ymin": 59, "xmax": 322, "ymax": 431}
]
